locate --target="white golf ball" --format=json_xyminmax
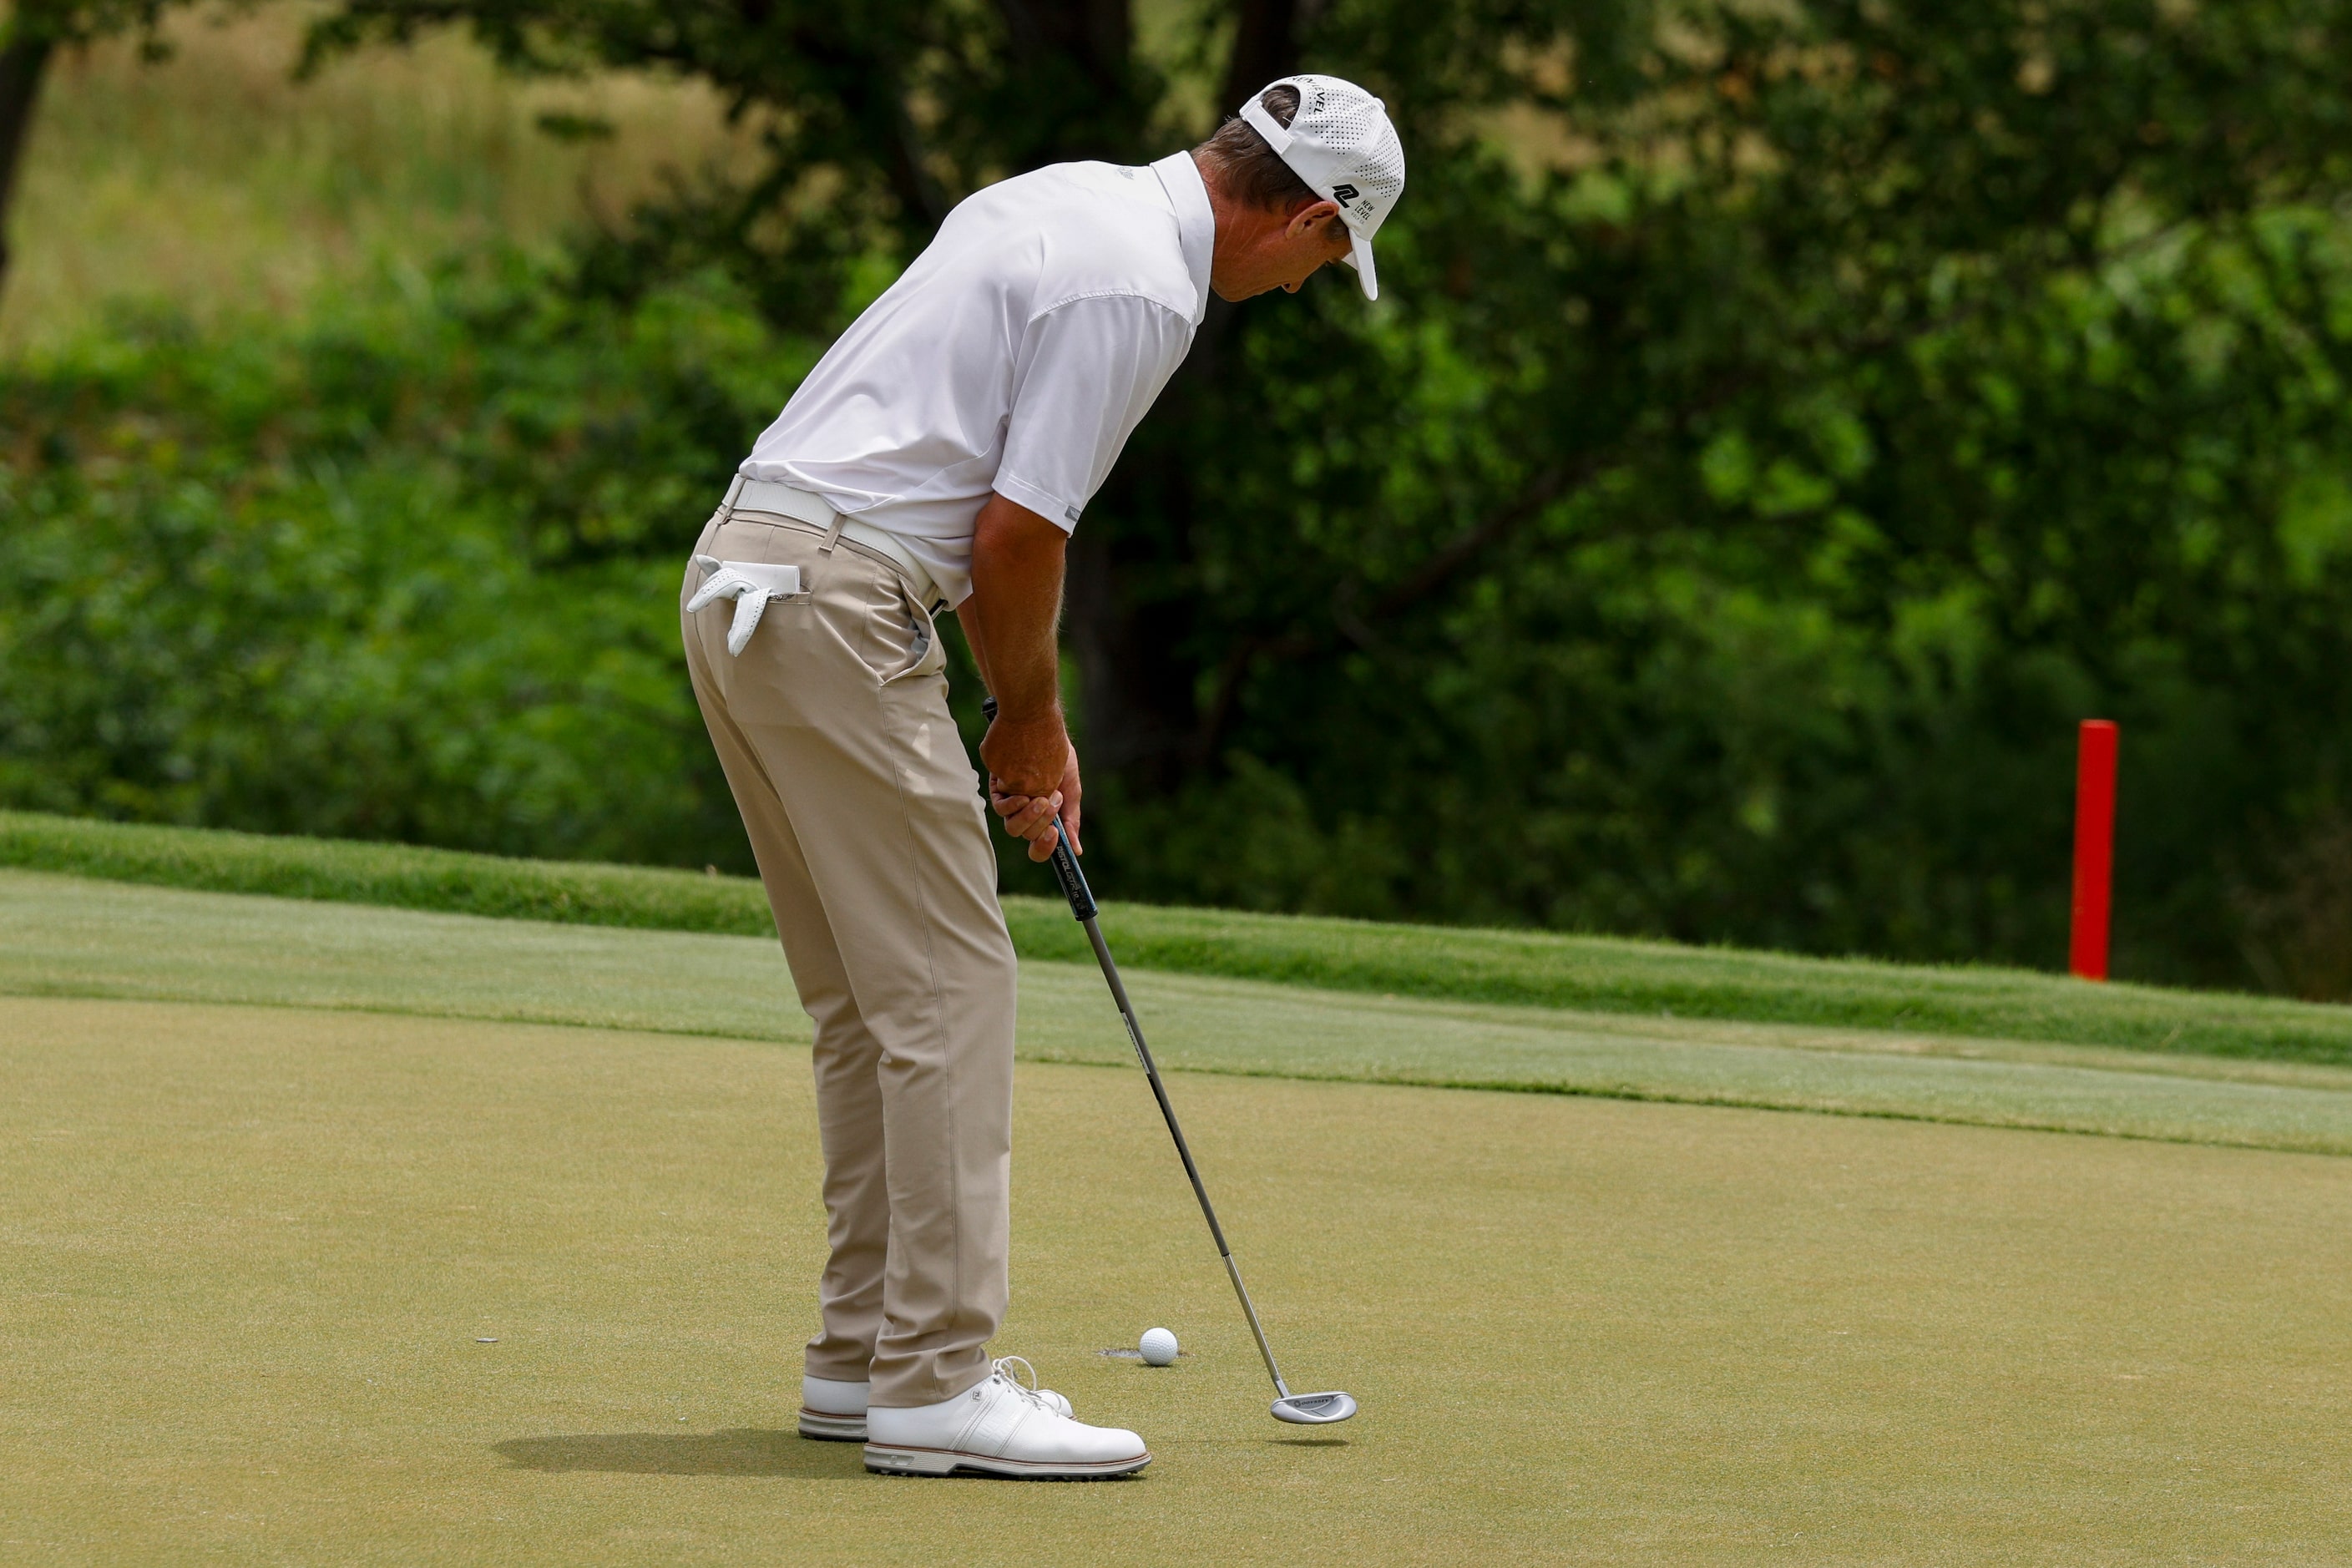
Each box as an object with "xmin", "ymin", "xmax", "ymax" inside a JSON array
[{"xmin": 1139, "ymin": 1327, "xmax": 1179, "ymax": 1367}]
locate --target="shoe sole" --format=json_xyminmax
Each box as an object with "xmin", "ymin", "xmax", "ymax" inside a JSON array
[
  {"xmin": 798, "ymin": 1409, "xmax": 867, "ymax": 1442},
  {"xmin": 863, "ymin": 1442, "xmax": 1151, "ymax": 1480}
]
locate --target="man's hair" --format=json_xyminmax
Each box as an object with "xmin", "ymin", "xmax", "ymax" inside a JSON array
[{"xmin": 1193, "ymin": 84, "xmax": 1318, "ymax": 211}]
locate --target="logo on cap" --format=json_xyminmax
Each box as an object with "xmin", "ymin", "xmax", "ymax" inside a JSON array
[{"xmin": 1237, "ymin": 74, "xmax": 1406, "ymax": 301}]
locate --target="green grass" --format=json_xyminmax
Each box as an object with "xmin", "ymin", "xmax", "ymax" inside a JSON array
[
  {"xmin": 13, "ymin": 868, "xmax": 2352, "ymax": 1155},
  {"xmin": 7, "ymin": 993, "xmax": 2351, "ymax": 1563},
  {"xmin": 0, "ymin": 811, "xmax": 778, "ymax": 938},
  {"xmin": 9, "ymin": 809, "xmax": 2352, "ymax": 1065},
  {"xmin": 10, "ymin": 852, "xmax": 2352, "ymax": 1556}
]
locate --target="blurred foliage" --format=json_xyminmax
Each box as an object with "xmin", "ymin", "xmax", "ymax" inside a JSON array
[
  {"xmin": 9, "ymin": 0, "xmax": 2352, "ymax": 994},
  {"xmin": 0, "ymin": 258, "xmax": 792, "ymax": 867}
]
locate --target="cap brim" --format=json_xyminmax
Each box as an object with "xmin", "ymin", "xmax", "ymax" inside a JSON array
[{"xmin": 1342, "ymin": 228, "xmax": 1378, "ymax": 301}]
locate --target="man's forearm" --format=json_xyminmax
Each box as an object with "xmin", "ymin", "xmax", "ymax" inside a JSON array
[
  {"xmin": 963, "ymin": 493, "xmax": 1072, "ymax": 801},
  {"xmin": 958, "ymin": 598, "xmax": 1019, "ymax": 719},
  {"xmin": 963, "ymin": 493, "xmax": 1067, "ymax": 723}
]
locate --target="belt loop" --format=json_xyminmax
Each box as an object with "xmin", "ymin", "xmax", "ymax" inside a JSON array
[
  {"xmin": 818, "ymin": 508, "xmax": 846, "ymax": 554},
  {"xmin": 718, "ymin": 472, "xmax": 746, "ymax": 526}
]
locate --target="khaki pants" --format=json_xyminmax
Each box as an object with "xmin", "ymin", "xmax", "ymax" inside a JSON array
[{"xmin": 680, "ymin": 505, "xmax": 1016, "ymax": 1409}]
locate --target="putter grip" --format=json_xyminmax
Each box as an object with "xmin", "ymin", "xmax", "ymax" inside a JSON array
[
  {"xmin": 1048, "ymin": 831, "xmax": 1097, "ymax": 922},
  {"xmin": 980, "ymin": 696, "xmax": 1097, "ymax": 923}
]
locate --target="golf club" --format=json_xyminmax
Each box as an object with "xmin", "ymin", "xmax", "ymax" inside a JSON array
[{"xmin": 982, "ymin": 697, "xmax": 1356, "ymax": 1426}]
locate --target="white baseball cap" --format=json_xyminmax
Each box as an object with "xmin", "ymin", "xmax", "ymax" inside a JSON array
[{"xmin": 1238, "ymin": 74, "xmax": 1406, "ymax": 301}]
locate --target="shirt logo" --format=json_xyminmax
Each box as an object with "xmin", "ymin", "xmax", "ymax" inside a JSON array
[
  {"xmin": 1331, "ymin": 183, "xmax": 1359, "ymax": 203},
  {"xmin": 1065, "ymin": 505, "xmax": 1082, "ymax": 524}
]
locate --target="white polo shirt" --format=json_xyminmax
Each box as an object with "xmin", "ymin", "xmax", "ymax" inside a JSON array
[{"xmin": 739, "ymin": 151, "xmax": 1216, "ymax": 608}]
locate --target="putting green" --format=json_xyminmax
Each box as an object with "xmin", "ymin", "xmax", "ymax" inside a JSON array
[
  {"xmin": 3, "ymin": 996, "xmax": 2349, "ymax": 1564},
  {"xmin": 12, "ymin": 869, "xmax": 2352, "ymax": 1154}
]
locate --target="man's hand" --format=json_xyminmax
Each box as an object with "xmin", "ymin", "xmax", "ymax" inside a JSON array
[
  {"xmin": 960, "ymin": 493, "xmax": 1083, "ymax": 862},
  {"xmin": 985, "ymin": 723, "xmax": 1081, "ymax": 862}
]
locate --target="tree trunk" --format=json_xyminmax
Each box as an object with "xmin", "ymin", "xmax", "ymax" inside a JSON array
[
  {"xmin": 1065, "ymin": 427, "xmax": 1206, "ymax": 788},
  {"xmin": 1219, "ymin": 0, "xmax": 1302, "ymax": 118},
  {"xmin": 996, "ymin": 0, "xmax": 1141, "ymax": 164},
  {"xmin": 1064, "ymin": 0, "xmax": 1306, "ymax": 792},
  {"xmin": 989, "ymin": 0, "xmax": 1308, "ymax": 793},
  {"xmin": 0, "ymin": 23, "xmax": 54, "ymax": 302}
]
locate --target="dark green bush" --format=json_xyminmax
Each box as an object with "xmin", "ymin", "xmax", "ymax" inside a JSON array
[
  {"xmin": 0, "ymin": 258, "xmax": 792, "ymax": 868},
  {"xmin": 5, "ymin": 217, "xmax": 2352, "ymax": 997}
]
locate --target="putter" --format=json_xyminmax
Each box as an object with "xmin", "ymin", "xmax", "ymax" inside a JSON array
[{"xmin": 982, "ymin": 698, "xmax": 1356, "ymax": 1426}]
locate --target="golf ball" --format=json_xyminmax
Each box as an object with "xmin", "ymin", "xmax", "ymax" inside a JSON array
[{"xmin": 1139, "ymin": 1327, "xmax": 1179, "ymax": 1366}]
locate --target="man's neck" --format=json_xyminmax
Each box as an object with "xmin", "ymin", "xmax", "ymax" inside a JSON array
[
  {"xmin": 1193, "ymin": 152, "xmax": 1241, "ymax": 263},
  {"xmin": 1196, "ymin": 154, "xmax": 1287, "ymax": 298}
]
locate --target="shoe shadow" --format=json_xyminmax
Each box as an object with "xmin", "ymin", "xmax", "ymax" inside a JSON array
[
  {"xmin": 494, "ymin": 1429, "xmax": 861, "ymax": 1479},
  {"xmin": 1267, "ymin": 1438, "xmax": 1351, "ymax": 1448}
]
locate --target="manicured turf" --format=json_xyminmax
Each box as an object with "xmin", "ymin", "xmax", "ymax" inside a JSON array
[
  {"xmin": 11, "ymin": 869, "xmax": 2352, "ymax": 1154},
  {"xmin": 5, "ymin": 994, "xmax": 2349, "ymax": 1564},
  {"xmin": 8, "ymin": 811, "xmax": 2352, "ymax": 1064}
]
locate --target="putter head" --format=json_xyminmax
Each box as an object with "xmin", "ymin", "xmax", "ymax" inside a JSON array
[{"xmin": 1270, "ymin": 1390, "xmax": 1358, "ymax": 1425}]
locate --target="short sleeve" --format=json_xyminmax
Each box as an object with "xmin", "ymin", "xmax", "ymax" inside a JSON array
[{"xmin": 994, "ymin": 295, "xmax": 1194, "ymax": 532}]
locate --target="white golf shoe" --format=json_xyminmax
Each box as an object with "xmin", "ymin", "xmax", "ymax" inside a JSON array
[
  {"xmin": 802, "ymin": 1365, "xmax": 1074, "ymax": 1443},
  {"xmin": 863, "ymin": 1357, "xmax": 1150, "ymax": 1479},
  {"xmin": 798, "ymin": 1375, "xmax": 871, "ymax": 1442}
]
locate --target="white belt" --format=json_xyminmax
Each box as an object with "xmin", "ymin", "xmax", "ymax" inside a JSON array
[{"xmin": 720, "ymin": 474, "xmax": 942, "ymax": 608}]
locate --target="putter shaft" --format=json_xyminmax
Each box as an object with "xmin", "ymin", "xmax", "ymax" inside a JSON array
[
  {"xmin": 1070, "ymin": 883, "xmax": 1292, "ymax": 1400},
  {"xmin": 979, "ymin": 695, "xmax": 1296, "ymax": 1404}
]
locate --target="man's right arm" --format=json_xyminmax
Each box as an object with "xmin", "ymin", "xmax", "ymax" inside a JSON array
[
  {"xmin": 962, "ymin": 493, "xmax": 1081, "ymax": 861},
  {"xmin": 965, "ymin": 296, "xmax": 1188, "ymax": 861}
]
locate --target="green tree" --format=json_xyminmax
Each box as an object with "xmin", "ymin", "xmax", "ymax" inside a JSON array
[{"xmin": 32, "ymin": 0, "xmax": 2352, "ymax": 985}]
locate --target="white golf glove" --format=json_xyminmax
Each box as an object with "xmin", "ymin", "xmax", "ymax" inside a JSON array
[{"xmin": 687, "ymin": 555, "xmax": 804, "ymax": 655}]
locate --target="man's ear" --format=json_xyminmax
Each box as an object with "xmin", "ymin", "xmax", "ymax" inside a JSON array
[{"xmin": 1286, "ymin": 197, "xmax": 1344, "ymax": 240}]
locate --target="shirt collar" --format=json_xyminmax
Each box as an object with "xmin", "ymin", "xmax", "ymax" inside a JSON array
[{"xmin": 1151, "ymin": 151, "xmax": 1215, "ymax": 325}]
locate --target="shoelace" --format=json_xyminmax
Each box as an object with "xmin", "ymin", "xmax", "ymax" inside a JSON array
[{"xmin": 990, "ymin": 1355, "xmax": 1055, "ymax": 1413}]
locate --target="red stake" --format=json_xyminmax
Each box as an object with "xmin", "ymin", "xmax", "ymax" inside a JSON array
[{"xmin": 2069, "ymin": 720, "xmax": 2120, "ymax": 981}]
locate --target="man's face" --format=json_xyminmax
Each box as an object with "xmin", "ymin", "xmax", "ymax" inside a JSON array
[{"xmin": 1211, "ymin": 200, "xmax": 1358, "ymax": 301}]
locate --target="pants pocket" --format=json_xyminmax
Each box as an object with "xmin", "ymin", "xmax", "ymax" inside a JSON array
[{"xmin": 868, "ymin": 577, "xmax": 948, "ymax": 686}]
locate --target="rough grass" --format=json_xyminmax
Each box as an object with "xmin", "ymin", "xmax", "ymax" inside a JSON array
[
  {"xmin": 0, "ymin": 8, "xmax": 754, "ymax": 352},
  {"xmin": 1, "ymin": 2, "xmax": 1220, "ymax": 355},
  {"xmin": 10, "ymin": 810, "xmax": 2352, "ymax": 1065}
]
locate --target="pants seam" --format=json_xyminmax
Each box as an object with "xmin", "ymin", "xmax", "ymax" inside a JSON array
[{"xmin": 861, "ymin": 590, "xmax": 968, "ymax": 1405}]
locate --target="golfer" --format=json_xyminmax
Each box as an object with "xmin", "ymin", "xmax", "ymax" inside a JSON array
[{"xmin": 680, "ymin": 75, "xmax": 1404, "ymax": 1480}]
